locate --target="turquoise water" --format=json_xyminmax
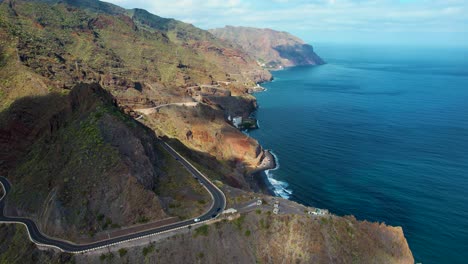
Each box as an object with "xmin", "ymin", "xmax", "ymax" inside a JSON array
[{"xmin": 249, "ymin": 44, "xmax": 468, "ymax": 264}]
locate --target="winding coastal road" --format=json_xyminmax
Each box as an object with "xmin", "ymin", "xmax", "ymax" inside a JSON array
[
  {"xmin": 135, "ymin": 102, "xmax": 199, "ymax": 115},
  {"xmin": 0, "ymin": 142, "xmax": 226, "ymax": 253}
]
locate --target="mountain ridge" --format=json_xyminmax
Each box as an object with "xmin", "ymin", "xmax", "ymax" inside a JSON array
[
  {"xmin": 0, "ymin": 0, "xmax": 413, "ymax": 263},
  {"xmin": 210, "ymin": 25, "xmax": 325, "ymax": 69}
]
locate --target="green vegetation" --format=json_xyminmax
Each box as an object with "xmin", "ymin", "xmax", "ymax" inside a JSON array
[
  {"xmin": 142, "ymin": 244, "xmax": 155, "ymax": 257},
  {"xmin": 154, "ymin": 143, "xmax": 210, "ymax": 220},
  {"xmin": 99, "ymin": 252, "xmax": 114, "ymax": 262},
  {"xmin": 259, "ymin": 218, "xmax": 270, "ymax": 230},
  {"xmin": 118, "ymin": 248, "xmax": 128, "ymax": 258},
  {"xmin": 245, "ymin": 230, "xmax": 251, "ymax": 237},
  {"xmin": 137, "ymin": 215, "xmax": 150, "ymax": 224},
  {"xmin": 255, "ymin": 209, "xmax": 262, "ymax": 214},
  {"xmin": 197, "ymin": 252, "xmax": 205, "ymax": 259},
  {"xmin": 232, "ymin": 215, "xmax": 246, "ymax": 231},
  {"xmin": 320, "ymin": 217, "xmax": 330, "ymax": 225},
  {"xmin": 9, "ymin": 95, "xmax": 120, "ymax": 217},
  {"xmin": 0, "ymin": 224, "xmax": 73, "ymax": 263},
  {"xmin": 0, "ymin": 49, "xmax": 6, "ymax": 68},
  {"xmin": 193, "ymin": 225, "xmax": 209, "ymax": 237},
  {"xmin": 0, "ymin": 225, "xmax": 33, "ymax": 263},
  {"xmin": 97, "ymin": 214, "xmax": 105, "ymax": 222},
  {"xmin": 102, "ymin": 218, "xmax": 112, "ymax": 229}
]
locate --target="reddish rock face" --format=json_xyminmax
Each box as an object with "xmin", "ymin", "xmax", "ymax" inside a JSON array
[{"xmin": 145, "ymin": 103, "xmax": 266, "ymax": 189}]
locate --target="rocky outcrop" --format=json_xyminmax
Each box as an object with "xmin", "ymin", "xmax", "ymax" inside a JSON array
[
  {"xmin": 210, "ymin": 26, "xmax": 325, "ymax": 69},
  {"xmin": 143, "ymin": 103, "xmax": 264, "ymax": 189}
]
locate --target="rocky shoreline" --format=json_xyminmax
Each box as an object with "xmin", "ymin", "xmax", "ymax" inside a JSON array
[{"xmin": 255, "ymin": 151, "xmax": 278, "ymax": 196}]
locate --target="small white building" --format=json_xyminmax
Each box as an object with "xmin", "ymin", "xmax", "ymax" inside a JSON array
[
  {"xmin": 256, "ymin": 199, "xmax": 262, "ymax": 206},
  {"xmin": 273, "ymin": 208, "xmax": 279, "ymax": 214},
  {"xmin": 308, "ymin": 208, "xmax": 329, "ymax": 216},
  {"xmin": 232, "ymin": 116, "xmax": 243, "ymax": 128}
]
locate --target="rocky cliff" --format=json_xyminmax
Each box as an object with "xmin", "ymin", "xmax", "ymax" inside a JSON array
[
  {"xmin": 210, "ymin": 26, "xmax": 325, "ymax": 69},
  {"xmin": 0, "ymin": 0, "xmax": 414, "ymax": 262}
]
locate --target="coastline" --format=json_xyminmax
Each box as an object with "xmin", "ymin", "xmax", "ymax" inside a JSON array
[
  {"xmin": 251, "ymin": 150, "xmax": 277, "ymax": 196},
  {"xmin": 248, "ymin": 63, "xmax": 324, "ymax": 199},
  {"xmin": 248, "ymin": 80, "xmax": 287, "ymax": 198}
]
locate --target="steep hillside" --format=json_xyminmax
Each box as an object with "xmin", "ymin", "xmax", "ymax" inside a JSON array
[
  {"xmin": 0, "ymin": 0, "xmax": 270, "ymax": 100},
  {"xmin": 210, "ymin": 26, "xmax": 325, "ymax": 69},
  {"xmin": 0, "ymin": 83, "xmax": 209, "ymax": 241},
  {"xmin": 0, "ymin": 1, "xmax": 414, "ymax": 262},
  {"xmin": 0, "ymin": 0, "xmax": 273, "ymax": 181}
]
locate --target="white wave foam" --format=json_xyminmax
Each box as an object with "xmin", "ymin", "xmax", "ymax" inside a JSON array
[
  {"xmin": 265, "ymin": 151, "xmax": 292, "ymax": 199},
  {"xmin": 266, "ymin": 170, "xmax": 292, "ymax": 199}
]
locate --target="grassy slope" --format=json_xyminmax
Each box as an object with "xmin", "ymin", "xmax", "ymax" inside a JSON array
[{"xmin": 154, "ymin": 143, "xmax": 210, "ymax": 220}]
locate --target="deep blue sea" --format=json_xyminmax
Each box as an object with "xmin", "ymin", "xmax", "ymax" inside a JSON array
[{"xmin": 249, "ymin": 44, "xmax": 468, "ymax": 264}]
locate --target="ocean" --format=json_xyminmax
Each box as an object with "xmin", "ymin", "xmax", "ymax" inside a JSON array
[{"xmin": 249, "ymin": 44, "xmax": 468, "ymax": 264}]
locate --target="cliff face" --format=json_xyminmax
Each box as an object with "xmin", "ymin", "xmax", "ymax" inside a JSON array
[
  {"xmin": 210, "ymin": 26, "xmax": 325, "ymax": 69},
  {"xmin": 143, "ymin": 102, "xmax": 264, "ymax": 189}
]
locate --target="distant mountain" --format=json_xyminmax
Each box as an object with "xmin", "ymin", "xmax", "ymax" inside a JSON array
[
  {"xmin": 0, "ymin": 1, "xmax": 414, "ymax": 263},
  {"xmin": 210, "ymin": 26, "xmax": 325, "ymax": 69}
]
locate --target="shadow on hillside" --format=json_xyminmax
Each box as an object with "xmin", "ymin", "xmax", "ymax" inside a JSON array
[
  {"xmin": 0, "ymin": 83, "xmax": 266, "ymax": 196},
  {"xmin": 160, "ymin": 135, "xmax": 266, "ymax": 191},
  {"xmin": 0, "ymin": 92, "xmax": 68, "ymax": 174}
]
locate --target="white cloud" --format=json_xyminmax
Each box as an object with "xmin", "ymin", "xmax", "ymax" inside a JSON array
[{"xmin": 105, "ymin": 0, "xmax": 468, "ymax": 45}]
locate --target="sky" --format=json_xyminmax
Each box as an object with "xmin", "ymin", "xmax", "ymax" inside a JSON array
[{"xmin": 105, "ymin": 0, "xmax": 468, "ymax": 47}]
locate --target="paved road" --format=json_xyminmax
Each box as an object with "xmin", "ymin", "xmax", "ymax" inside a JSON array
[
  {"xmin": 0, "ymin": 142, "xmax": 226, "ymax": 253},
  {"xmin": 135, "ymin": 102, "xmax": 199, "ymax": 115}
]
